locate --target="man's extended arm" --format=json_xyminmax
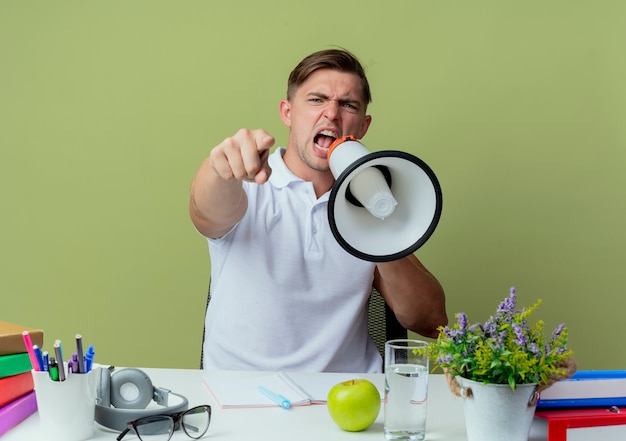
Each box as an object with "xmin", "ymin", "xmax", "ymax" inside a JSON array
[{"xmin": 373, "ymin": 254, "xmax": 447, "ymax": 338}]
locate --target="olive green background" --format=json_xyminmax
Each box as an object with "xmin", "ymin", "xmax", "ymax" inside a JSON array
[{"xmin": 2, "ymin": 1, "xmax": 624, "ymax": 370}]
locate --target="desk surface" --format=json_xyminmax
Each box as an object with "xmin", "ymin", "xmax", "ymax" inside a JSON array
[{"xmin": 4, "ymin": 368, "xmax": 554, "ymax": 441}]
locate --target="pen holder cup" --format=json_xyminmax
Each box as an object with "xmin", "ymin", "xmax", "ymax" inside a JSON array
[{"xmin": 32, "ymin": 365, "xmax": 101, "ymax": 441}]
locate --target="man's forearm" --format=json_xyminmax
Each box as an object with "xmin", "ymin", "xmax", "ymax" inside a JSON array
[{"xmin": 374, "ymin": 255, "xmax": 447, "ymax": 337}]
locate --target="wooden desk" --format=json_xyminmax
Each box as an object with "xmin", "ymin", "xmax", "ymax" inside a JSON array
[{"xmin": 3, "ymin": 368, "xmax": 557, "ymax": 440}]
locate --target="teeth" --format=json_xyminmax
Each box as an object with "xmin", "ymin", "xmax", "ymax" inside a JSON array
[{"xmin": 319, "ymin": 130, "xmax": 337, "ymax": 138}]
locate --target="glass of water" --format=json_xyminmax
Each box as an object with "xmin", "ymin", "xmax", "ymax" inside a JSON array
[{"xmin": 384, "ymin": 339, "xmax": 429, "ymax": 441}]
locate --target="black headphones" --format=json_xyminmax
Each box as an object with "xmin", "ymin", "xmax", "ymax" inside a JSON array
[{"xmin": 95, "ymin": 367, "xmax": 189, "ymax": 431}]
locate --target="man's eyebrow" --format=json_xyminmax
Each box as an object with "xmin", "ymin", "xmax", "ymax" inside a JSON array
[
  {"xmin": 307, "ymin": 92, "xmax": 362, "ymax": 106},
  {"xmin": 338, "ymin": 97, "xmax": 361, "ymax": 106},
  {"xmin": 308, "ymin": 91, "xmax": 330, "ymax": 99}
]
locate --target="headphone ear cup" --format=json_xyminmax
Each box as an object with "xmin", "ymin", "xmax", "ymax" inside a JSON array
[
  {"xmin": 109, "ymin": 368, "xmax": 154, "ymax": 409},
  {"xmin": 97, "ymin": 367, "xmax": 112, "ymax": 407}
]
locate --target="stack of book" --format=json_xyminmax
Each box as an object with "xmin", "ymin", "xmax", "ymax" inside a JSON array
[
  {"xmin": 0, "ymin": 321, "xmax": 43, "ymax": 436},
  {"xmin": 536, "ymin": 370, "xmax": 626, "ymax": 441}
]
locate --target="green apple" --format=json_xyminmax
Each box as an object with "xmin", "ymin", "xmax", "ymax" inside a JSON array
[{"xmin": 327, "ymin": 378, "xmax": 381, "ymax": 432}]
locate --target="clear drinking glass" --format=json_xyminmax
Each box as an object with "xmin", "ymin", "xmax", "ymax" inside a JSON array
[{"xmin": 384, "ymin": 339, "xmax": 429, "ymax": 441}]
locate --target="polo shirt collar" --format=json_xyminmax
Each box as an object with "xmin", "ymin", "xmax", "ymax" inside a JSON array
[
  {"xmin": 268, "ymin": 147, "xmax": 304, "ymax": 188},
  {"xmin": 268, "ymin": 148, "xmax": 330, "ymax": 201}
]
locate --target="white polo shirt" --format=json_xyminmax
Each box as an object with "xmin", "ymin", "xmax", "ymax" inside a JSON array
[{"xmin": 202, "ymin": 148, "xmax": 382, "ymax": 373}]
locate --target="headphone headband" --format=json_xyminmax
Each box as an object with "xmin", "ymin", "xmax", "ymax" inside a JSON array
[
  {"xmin": 94, "ymin": 367, "xmax": 189, "ymax": 431},
  {"xmin": 95, "ymin": 391, "xmax": 188, "ymax": 431}
]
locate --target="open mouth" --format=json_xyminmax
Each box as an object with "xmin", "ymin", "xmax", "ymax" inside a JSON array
[{"xmin": 314, "ymin": 130, "xmax": 337, "ymax": 151}]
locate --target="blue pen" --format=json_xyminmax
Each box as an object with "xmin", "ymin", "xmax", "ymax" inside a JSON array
[
  {"xmin": 85, "ymin": 344, "xmax": 95, "ymax": 372},
  {"xmin": 33, "ymin": 345, "xmax": 45, "ymax": 371},
  {"xmin": 42, "ymin": 351, "xmax": 49, "ymax": 372},
  {"xmin": 258, "ymin": 386, "xmax": 291, "ymax": 409}
]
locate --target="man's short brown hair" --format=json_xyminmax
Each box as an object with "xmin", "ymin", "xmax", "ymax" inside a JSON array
[{"xmin": 286, "ymin": 49, "xmax": 372, "ymax": 105}]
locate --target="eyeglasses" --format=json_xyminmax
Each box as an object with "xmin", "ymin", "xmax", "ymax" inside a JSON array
[{"xmin": 117, "ymin": 405, "xmax": 211, "ymax": 441}]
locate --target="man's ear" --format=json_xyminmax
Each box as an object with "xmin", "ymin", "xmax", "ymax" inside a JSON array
[
  {"xmin": 279, "ymin": 99, "xmax": 292, "ymax": 127},
  {"xmin": 358, "ymin": 114, "xmax": 372, "ymax": 139}
]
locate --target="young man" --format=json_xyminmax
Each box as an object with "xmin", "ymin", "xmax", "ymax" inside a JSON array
[{"xmin": 190, "ymin": 49, "xmax": 447, "ymax": 372}]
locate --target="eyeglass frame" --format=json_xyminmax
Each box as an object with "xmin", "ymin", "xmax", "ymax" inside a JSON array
[{"xmin": 116, "ymin": 404, "xmax": 212, "ymax": 441}]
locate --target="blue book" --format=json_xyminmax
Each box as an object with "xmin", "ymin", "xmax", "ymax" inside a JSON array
[{"xmin": 537, "ymin": 370, "xmax": 626, "ymax": 409}]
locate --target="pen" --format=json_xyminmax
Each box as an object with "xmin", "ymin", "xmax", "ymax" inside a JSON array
[
  {"xmin": 75, "ymin": 334, "xmax": 86, "ymax": 373},
  {"xmin": 33, "ymin": 345, "xmax": 45, "ymax": 371},
  {"xmin": 258, "ymin": 386, "xmax": 291, "ymax": 409},
  {"xmin": 42, "ymin": 351, "xmax": 49, "ymax": 372},
  {"xmin": 68, "ymin": 352, "xmax": 80, "ymax": 374},
  {"xmin": 21, "ymin": 331, "xmax": 40, "ymax": 371},
  {"xmin": 57, "ymin": 339, "xmax": 64, "ymax": 364},
  {"xmin": 54, "ymin": 340, "xmax": 66, "ymax": 381},
  {"xmin": 85, "ymin": 344, "xmax": 95, "ymax": 372}
]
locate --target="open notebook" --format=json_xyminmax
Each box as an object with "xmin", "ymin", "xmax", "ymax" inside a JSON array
[{"xmin": 203, "ymin": 372, "xmax": 384, "ymax": 409}]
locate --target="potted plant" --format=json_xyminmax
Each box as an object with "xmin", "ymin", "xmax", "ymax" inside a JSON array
[{"xmin": 422, "ymin": 286, "xmax": 576, "ymax": 441}]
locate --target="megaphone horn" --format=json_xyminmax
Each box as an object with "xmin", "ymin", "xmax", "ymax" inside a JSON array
[{"xmin": 327, "ymin": 136, "xmax": 443, "ymax": 262}]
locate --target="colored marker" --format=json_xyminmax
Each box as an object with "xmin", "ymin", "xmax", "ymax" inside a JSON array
[
  {"xmin": 21, "ymin": 331, "xmax": 40, "ymax": 371},
  {"xmin": 75, "ymin": 334, "xmax": 86, "ymax": 373},
  {"xmin": 49, "ymin": 357, "xmax": 59, "ymax": 381},
  {"xmin": 258, "ymin": 386, "xmax": 291, "ymax": 409},
  {"xmin": 53, "ymin": 340, "xmax": 66, "ymax": 381},
  {"xmin": 68, "ymin": 352, "xmax": 80, "ymax": 374}
]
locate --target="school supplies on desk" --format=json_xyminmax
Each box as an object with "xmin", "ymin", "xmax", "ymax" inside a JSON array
[
  {"xmin": 203, "ymin": 371, "xmax": 384, "ymax": 409},
  {"xmin": 537, "ymin": 370, "xmax": 626, "ymax": 409},
  {"xmin": 22, "ymin": 332, "xmax": 96, "ymax": 380},
  {"xmin": 0, "ymin": 321, "xmax": 43, "ymax": 436}
]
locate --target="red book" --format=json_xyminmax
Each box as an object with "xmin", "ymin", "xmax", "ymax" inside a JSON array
[
  {"xmin": 536, "ymin": 408, "xmax": 626, "ymax": 441},
  {"xmin": 0, "ymin": 372, "xmax": 34, "ymax": 407}
]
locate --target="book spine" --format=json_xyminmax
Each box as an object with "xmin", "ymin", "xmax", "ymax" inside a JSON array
[
  {"xmin": 0, "ymin": 391, "xmax": 38, "ymax": 436},
  {"xmin": 0, "ymin": 325, "xmax": 44, "ymax": 356},
  {"xmin": 0, "ymin": 353, "xmax": 33, "ymax": 378},
  {"xmin": 0, "ymin": 372, "xmax": 35, "ymax": 407}
]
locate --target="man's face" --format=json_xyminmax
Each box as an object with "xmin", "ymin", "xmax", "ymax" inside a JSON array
[{"xmin": 280, "ymin": 69, "xmax": 372, "ymax": 179}]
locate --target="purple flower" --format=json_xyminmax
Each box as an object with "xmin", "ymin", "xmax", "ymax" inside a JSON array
[
  {"xmin": 551, "ymin": 323, "xmax": 565, "ymax": 342},
  {"xmin": 457, "ymin": 313, "xmax": 468, "ymax": 331},
  {"xmin": 497, "ymin": 330, "xmax": 508, "ymax": 347},
  {"xmin": 530, "ymin": 342, "xmax": 541, "ymax": 356},
  {"xmin": 437, "ymin": 354, "xmax": 453, "ymax": 365},
  {"xmin": 512, "ymin": 323, "xmax": 527, "ymax": 346},
  {"xmin": 483, "ymin": 317, "xmax": 497, "ymax": 336},
  {"xmin": 496, "ymin": 287, "xmax": 517, "ymax": 322}
]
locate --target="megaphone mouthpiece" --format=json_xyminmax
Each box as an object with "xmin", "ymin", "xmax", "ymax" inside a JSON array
[
  {"xmin": 327, "ymin": 136, "xmax": 443, "ymax": 262},
  {"xmin": 348, "ymin": 167, "xmax": 397, "ymax": 219}
]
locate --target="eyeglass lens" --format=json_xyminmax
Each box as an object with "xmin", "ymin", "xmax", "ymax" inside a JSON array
[
  {"xmin": 180, "ymin": 405, "xmax": 211, "ymax": 438},
  {"xmin": 133, "ymin": 405, "xmax": 210, "ymax": 441}
]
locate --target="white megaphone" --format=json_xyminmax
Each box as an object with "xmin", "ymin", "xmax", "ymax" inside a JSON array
[{"xmin": 327, "ymin": 136, "xmax": 443, "ymax": 262}]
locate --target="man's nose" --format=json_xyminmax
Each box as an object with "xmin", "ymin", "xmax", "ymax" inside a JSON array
[{"xmin": 323, "ymin": 101, "xmax": 340, "ymax": 120}]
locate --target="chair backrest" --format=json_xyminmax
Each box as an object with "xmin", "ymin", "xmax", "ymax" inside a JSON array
[
  {"xmin": 367, "ymin": 288, "xmax": 407, "ymax": 359},
  {"xmin": 200, "ymin": 284, "xmax": 407, "ymax": 368}
]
